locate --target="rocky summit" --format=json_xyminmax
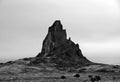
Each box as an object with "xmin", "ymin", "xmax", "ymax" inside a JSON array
[{"xmin": 31, "ymin": 20, "xmax": 91, "ymax": 67}]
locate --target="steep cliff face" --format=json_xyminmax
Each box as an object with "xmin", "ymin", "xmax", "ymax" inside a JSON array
[
  {"xmin": 32, "ymin": 20, "xmax": 91, "ymax": 67},
  {"xmin": 37, "ymin": 20, "xmax": 67, "ymax": 57}
]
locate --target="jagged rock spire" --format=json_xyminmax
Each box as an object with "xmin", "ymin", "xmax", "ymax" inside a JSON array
[
  {"xmin": 51, "ymin": 20, "xmax": 63, "ymax": 29},
  {"xmin": 37, "ymin": 20, "xmax": 67, "ymax": 57},
  {"xmin": 35, "ymin": 20, "xmax": 91, "ymax": 66}
]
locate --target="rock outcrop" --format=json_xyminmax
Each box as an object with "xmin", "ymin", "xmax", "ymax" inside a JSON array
[{"xmin": 31, "ymin": 20, "xmax": 91, "ymax": 67}]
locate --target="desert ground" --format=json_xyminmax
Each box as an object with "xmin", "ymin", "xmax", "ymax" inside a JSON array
[{"xmin": 0, "ymin": 59, "xmax": 120, "ymax": 82}]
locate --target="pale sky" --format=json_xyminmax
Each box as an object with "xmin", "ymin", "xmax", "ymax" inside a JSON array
[{"xmin": 0, "ymin": 0, "xmax": 120, "ymax": 64}]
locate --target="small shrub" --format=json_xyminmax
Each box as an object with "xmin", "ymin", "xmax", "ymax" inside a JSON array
[
  {"xmin": 88, "ymin": 75, "xmax": 101, "ymax": 82},
  {"xmin": 0, "ymin": 63, "xmax": 3, "ymax": 65},
  {"xmin": 60, "ymin": 76, "xmax": 66, "ymax": 79},
  {"xmin": 88, "ymin": 75, "xmax": 93, "ymax": 78},
  {"xmin": 112, "ymin": 77, "xmax": 116, "ymax": 80},
  {"xmin": 113, "ymin": 65, "xmax": 119, "ymax": 69},
  {"xmin": 74, "ymin": 74, "xmax": 80, "ymax": 78},
  {"xmin": 95, "ymin": 75, "xmax": 101, "ymax": 81}
]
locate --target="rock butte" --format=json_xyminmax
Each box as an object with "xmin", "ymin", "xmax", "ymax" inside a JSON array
[{"xmin": 31, "ymin": 20, "xmax": 92, "ymax": 67}]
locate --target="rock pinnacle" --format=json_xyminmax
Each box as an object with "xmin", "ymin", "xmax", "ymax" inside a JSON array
[{"xmin": 32, "ymin": 20, "xmax": 91, "ymax": 67}]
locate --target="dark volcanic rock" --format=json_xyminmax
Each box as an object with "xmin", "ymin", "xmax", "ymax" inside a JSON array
[{"xmin": 31, "ymin": 20, "xmax": 91, "ymax": 67}]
